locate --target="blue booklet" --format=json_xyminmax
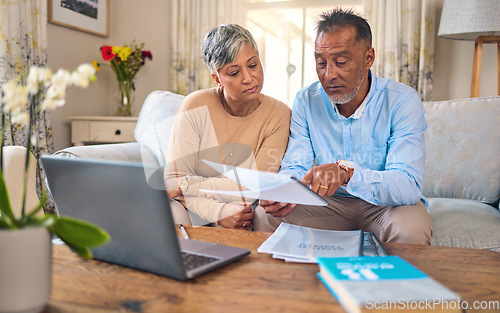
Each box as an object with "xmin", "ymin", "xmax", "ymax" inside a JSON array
[{"xmin": 317, "ymin": 256, "xmax": 462, "ymax": 313}]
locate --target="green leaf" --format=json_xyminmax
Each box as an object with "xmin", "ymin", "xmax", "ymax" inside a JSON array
[
  {"xmin": 63, "ymin": 242, "xmax": 92, "ymax": 259},
  {"xmin": 25, "ymin": 215, "xmax": 55, "ymax": 228},
  {"xmin": 0, "ymin": 215, "xmax": 14, "ymax": 228},
  {"xmin": 49, "ymin": 215, "xmax": 110, "ymax": 258},
  {"xmin": 0, "ymin": 167, "xmax": 15, "ymax": 223}
]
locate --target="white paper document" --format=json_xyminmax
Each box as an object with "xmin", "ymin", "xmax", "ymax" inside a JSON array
[
  {"xmin": 257, "ymin": 223, "xmax": 363, "ymax": 263},
  {"xmin": 200, "ymin": 160, "xmax": 328, "ymax": 206}
]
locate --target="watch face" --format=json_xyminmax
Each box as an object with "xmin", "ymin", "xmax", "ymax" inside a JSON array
[
  {"xmin": 178, "ymin": 178, "xmax": 188, "ymax": 189},
  {"xmin": 339, "ymin": 160, "xmax": 354, "ymax": 169}
]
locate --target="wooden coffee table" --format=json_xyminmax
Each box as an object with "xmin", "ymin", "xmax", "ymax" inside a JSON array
[{"xmin": 45, "ymin": 226, "xmax": 500, "ymax": 313}]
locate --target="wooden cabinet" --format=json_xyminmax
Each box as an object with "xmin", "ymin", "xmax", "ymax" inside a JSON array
[{"xmin": 69, "ymin": 116, "xmax": 138, "ymax": 146}]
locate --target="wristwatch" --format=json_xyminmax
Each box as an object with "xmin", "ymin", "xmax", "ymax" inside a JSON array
[
  {"xmin": 177, "ymin": 176, "xmax": 189, "ymax": 193},
  {"xmin": 336, "ymin": 160, "xmax": 354, "ymax": 185}
]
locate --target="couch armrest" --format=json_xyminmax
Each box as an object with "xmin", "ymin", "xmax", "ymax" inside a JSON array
[{"xmin": 53, "ymin": 142, "xmax": 143, "ymax": 163}]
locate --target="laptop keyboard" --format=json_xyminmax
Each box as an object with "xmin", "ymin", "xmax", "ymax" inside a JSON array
[{"xmin": 181, "ymin": 251, "xmax": 221, "ymax": 271}]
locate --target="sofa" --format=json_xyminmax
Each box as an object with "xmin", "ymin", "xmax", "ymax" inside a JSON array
[{"xmin": 51, "ymin": 91, "xmax": 500, "ymax": 252}]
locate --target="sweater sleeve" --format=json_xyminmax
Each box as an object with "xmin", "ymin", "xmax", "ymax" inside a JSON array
[
  {"xmin": 164, "ymin": 101, "xmax": 243, "ymax": 217},
  {"xmin": 183, "ymin": 100, "xmax": 290, "ymax": 208},
  {"xmin": 164, "ymin": 93, "xmax": 291, "ymax": 221}
]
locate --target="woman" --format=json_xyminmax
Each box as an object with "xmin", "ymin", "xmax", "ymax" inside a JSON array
[{"xmin": 164, "ymin": 24, "xmax": 291, "ymax": 229}]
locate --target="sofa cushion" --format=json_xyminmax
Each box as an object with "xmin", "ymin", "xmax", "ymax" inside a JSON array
[
  {"xmin": 422, "ymin": 96, "xmax": 500, "ymax": 204},
  {"xmin": 134, "ymin": 90, "xmax": 185, "ymax": 168},
  {"xmin": 53, "ymin": 142, "xmax": 143, "ymax": 162},
  {"xmin": 429, "ymin": 198, "xmax": 500, "ymax": 252}
]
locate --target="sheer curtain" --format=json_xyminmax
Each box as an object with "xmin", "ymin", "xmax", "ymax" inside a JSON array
[
  {"xmin": 0, "ymin": 0, "xmax": 53, "ymax": 210},
  {"xmin": 363, "ymin": 0, "xmax": 436, "ymax": 100},
  {"xmin": 170, "ymin": 0, "xmax": 246, "ymax": 95}
]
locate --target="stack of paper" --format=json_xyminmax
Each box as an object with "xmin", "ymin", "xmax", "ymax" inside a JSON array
[
  {"xmin": 257, "ymin": 223, "xmax": 364, "ymax": 263},
  {"xmin": 200, "ymin": 160, "xmax": 328, "ymax": 206}
]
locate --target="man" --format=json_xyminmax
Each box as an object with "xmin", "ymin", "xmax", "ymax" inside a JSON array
[{"xmin": 254, "ymin": 8, "xmax": 432, "ymax": 244}]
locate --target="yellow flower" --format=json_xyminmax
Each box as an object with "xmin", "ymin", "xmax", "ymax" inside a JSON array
[
  {"xmin": 112, "ymin": 46, "xmax": 132, "ymax": 61},
  {"xmin": 92, "ymin": 60, "xmax": 101, "ymax": 71}
]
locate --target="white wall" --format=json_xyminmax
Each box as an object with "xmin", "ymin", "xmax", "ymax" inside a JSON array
[
  {"xmin": 432, "ymin": 0, "xmax": 498, "ymax": 101},
  {"xmin": 47, "ymin": 0, "xmax": 170, "ymax": 150},
  {"xmin": 46, "ymin": 0, "xmax": 498, "ymax": 151}
]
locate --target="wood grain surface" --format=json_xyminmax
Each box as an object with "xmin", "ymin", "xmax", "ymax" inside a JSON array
[{"xmin": 43, "ymin": 226, "xmax": 500, "ymax": 313}]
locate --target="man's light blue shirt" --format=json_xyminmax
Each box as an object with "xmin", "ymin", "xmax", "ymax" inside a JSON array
[{"xmin": 280, "ymin": 71, "xmax": 427, "ymax": 207}]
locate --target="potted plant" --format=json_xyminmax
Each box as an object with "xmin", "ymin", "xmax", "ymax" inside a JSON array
[{"xmin": 0, "ymin": 64, "xmax": 110, "ymax": 313}]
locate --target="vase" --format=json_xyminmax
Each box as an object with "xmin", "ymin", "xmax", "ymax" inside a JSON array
[
  {"xmin": 0, "ymin": 227, "xmax": 52, "ymax": 313},
  {"xmin": 116, "ymin": 80, "xmax": 133, "ymax": 116}
]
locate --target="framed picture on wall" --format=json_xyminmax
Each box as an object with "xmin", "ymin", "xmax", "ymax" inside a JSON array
[{"xmin": 48, "ymin": 0, "xmax": 110, "ymax": 38}]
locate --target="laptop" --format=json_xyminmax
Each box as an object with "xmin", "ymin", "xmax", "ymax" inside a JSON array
[{"xmin": 41, "ymin": 156, "xmax": 250, "ymax": 281}]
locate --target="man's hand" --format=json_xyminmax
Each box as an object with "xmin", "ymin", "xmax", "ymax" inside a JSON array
[
  {"xmin": 259, "ymin": 200, "xmax": 297, "ymax": 218},
  {"xmin": 218, "ymin": 201, "xmax": 254, "ymax": 230},
  {"xmin": 301, "ymin": 163, "xmax": 346, "ymax": 197},
  {"xmin": 258, "ymin": 163, "xmax": 347, "ymax": 218}
]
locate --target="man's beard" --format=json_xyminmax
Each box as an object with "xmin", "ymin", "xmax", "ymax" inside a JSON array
[{"xmin": 328, "ymin": 68, "xmax": 366, "ymax": 105}]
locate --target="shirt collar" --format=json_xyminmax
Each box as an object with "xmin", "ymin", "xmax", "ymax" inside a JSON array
[{"xmin": 332, "ymin": 70, "xmax": 373, "ymax": 119}]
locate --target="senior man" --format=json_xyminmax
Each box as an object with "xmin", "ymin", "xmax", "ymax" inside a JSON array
[{"xmin": 255, "ymin": 8, "xmax": 432, "ymax": 245}]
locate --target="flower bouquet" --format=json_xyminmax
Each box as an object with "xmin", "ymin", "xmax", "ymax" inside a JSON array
[{"xmin": 95, "ymin": 41, "xmax": 153, "ymax": 116}]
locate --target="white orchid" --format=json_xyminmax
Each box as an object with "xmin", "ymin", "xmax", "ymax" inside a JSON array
[
  {"xmin": 13, "ymin": 107, "xmax": 28, "ymax": 122},
  {"xmin": 1, "ymin": 64, "xmax": 96, "ymax": 118},
  {"xmin": 26, "ymin": 67, "xmax": 41, "ymax": 95},
  {"xmin": 49, "ymin": 69, "xmax": 71, "ymax": 96},
  {"xmin": 71, "ymin": 63, "xmax": 97, "ymax": 88},
  {"xmin": 26, "ymin": 66, "xmax": 53, "ymax": 95},
  {"xmin": 9, "ymin": 107, "xmax": 30, "ymax": 124},
  {"xmin": 40, "ymin": 97, "xmax": 65, "ymax": 112},
  {"xmin": 0, "ymin": 64, "xmax": 109, "ymax": 259},
  {"xmin": 2, "ymin": 80, "xmax": 29, "ymax": 116}
]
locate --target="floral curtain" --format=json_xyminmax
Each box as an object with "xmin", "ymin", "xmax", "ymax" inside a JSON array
[
  {"xmin": 170, "ymin": 0, "xmax": 246, "ymax": 95},
  {"xmin": 0, "ymin": 0, "xmax": 53, "ymax": 210},
  {"xmin": 363, "ymin": 0, "xmax": 436, "ymax": 101}
]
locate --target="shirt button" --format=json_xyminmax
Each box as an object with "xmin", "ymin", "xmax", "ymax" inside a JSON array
[
  {"xmin": 344, "ymin": 121, "xmax": 349, "ymax": 125},
  {"xmin": 345, "ymin": 153, "xmax": 351, "ymax": 158}
]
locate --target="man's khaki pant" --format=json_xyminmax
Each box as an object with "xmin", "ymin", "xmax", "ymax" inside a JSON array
[{"xmin": 254, "ymin": 196, "xmax": 432, "ymax": 245}]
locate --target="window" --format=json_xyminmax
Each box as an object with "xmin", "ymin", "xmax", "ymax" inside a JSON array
[{"xmin": 246, "ymin": 0, "xmax": 363, "ymax": 105}]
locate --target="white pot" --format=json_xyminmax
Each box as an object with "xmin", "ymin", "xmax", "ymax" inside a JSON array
[{"xmin": 0, "ymin": 227, "xmax": 52, "ymax": 313}]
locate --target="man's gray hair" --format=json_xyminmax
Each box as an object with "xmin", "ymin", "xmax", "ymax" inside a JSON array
[{"xmin": 202, "ymin": 24, "xmax": 259, "ymax": 74}]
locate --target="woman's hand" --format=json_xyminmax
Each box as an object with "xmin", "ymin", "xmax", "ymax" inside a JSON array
[
  {"xmin": 218, "ymin": 201, "xmax": 254, "ymax": 230},
  {"xmin": 167, "ymin": 187, "xmax": 182, "ymax": 200},
  {"xmin": 165, "ymin": 177, "xmax": 182, "ymax": 199}
]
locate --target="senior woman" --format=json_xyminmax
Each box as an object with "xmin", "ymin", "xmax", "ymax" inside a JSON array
[{"xmin": 164, "ymin": 24, "xmax": 291, "ymax": 230}]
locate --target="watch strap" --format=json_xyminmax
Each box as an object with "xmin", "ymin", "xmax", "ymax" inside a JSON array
[{"xmin": 336, "ymin": 160, "xmax": 354, "ymax": 185}]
